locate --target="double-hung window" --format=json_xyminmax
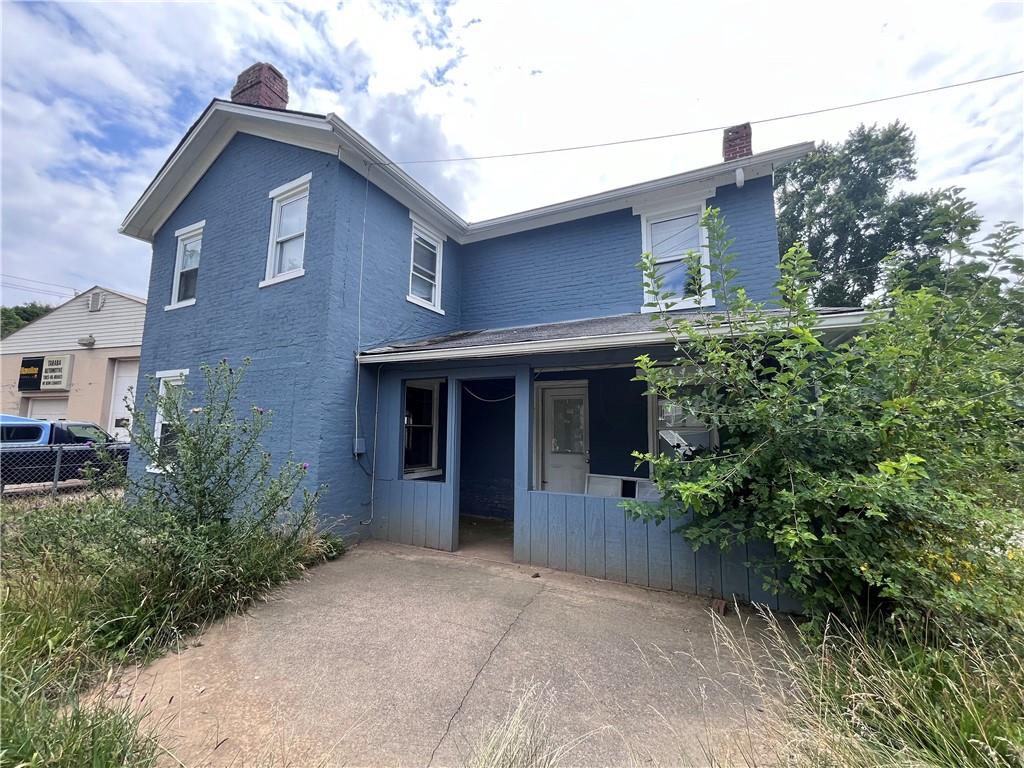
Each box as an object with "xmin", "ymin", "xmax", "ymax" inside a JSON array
[
  {"xmin": 406, "ymin": 215, "xmax": 444, "ymax": 314},
  {"xmin": 167, "ymin": 221, "xmax": 203, "ymax": 310},
  {"xmin": 261, "ymin": 173, "xmax": 310, "ymax": 287},
  {"xmin": 403, "ymin": 378, "xmax": 446, "ymax": 479},
  {"xmin": 150, "ymin": 368, "xmax": 187, "ymax": 471},
  {"xmin": 639, "ymin": 198, "xmax": 714, "ymax": 311}
]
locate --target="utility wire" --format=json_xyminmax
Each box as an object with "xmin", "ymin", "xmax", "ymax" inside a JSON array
[
  {"xmin": 379, "ymin": 70, "xmax": 1024, "ymax": 166},
  {"xmin": 1, "ymin": 282, "xmax": 76, "ymax": 300},
  {"xmin": 0, "ymin": 273, "xmax": 80, "ymax": 292}
]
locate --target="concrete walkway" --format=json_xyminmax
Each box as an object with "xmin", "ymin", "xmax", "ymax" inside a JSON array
[{"xmin": 120, "ymin": 541, "xmax": 767, "ymax": 767}]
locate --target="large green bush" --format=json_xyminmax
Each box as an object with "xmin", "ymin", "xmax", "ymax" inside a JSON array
[
  {"xmin": 631, "ymin": 210, "xmax": 1024, "ymax": 627},
  {"xmin": 0, "ymin": 359, "xmax": 341, "ymax": 766}
]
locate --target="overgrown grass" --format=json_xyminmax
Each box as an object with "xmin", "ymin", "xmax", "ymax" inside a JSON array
[
  {"xmin": 707, "ymin": 608, "xmax": 1024, "ymax": 767},
  {"xmin": 463, "ymin": 685, "xmax": 588, "ymax": 768},
  {"xmin": 0, "ymin": 495, "xmax": 341, "ymax": 766}
]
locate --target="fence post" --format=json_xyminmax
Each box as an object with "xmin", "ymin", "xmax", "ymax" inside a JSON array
[{"xmin": 52, "ymin": 445, "xmax": 63, "ymax": 500}]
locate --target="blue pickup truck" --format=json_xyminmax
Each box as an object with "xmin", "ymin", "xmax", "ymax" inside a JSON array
[{"xmin": 0, "ymin": 414, "xmax": 130, "ymax": 489}]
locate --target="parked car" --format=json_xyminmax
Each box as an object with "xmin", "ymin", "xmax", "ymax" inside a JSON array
[{"xmin": 0, "ymin": 414, "xmax": 130, "ymax": 488}]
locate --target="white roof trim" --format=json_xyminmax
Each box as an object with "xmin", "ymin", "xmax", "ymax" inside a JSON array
[
  {"xmin": 121, "ymin": 99, "xmax": 813, "ymax": 246},
  {"xmin": 357, "ymin": 310, "xmax": 872, "ymax": 364}
]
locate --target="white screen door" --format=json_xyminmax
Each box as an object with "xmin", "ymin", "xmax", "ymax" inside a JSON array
[
  {"xmin": 540, "ymin": 386, "xmax": 589, "ymax": 493},
  {"xmin": 109, "ymin": 359, "xmax": 139, "ymax": 441}
]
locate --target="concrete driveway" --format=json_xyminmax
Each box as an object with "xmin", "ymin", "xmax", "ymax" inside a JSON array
[{"xmin": 120, "ymin": 541, "xmax": 767, "ymax": 767}]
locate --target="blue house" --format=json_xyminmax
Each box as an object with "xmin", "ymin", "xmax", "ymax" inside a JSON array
[{"xmin": 121, "ymin": 64, "xmax": 866, "ymax": 607}]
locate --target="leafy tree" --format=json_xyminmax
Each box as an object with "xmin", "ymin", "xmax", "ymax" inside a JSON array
[
  {"xmin": 631, "ymin": 209, "xmax": 1024, "ymax": 627},
  {"xmin": 774, "ymin": 122, "xmax": 981, "ymax": 307},
  {"xmin": 1, "ymin": 302, "xmax": 53, "ymax": 338}
]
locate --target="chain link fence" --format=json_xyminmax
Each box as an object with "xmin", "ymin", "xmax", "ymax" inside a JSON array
[{"xmin": 0, "ymin": 444, "xmax": 129, "ymax": 498}]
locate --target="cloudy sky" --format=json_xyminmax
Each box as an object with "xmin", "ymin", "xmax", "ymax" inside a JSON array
[{"xmin": 1, "ymin": 0, "xmax": 1021, "ymax": 306}]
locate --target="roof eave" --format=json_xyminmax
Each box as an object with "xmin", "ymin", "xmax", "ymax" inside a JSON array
[
  {"xmin": 120, "ymin": 99, "xmax": 813, "ymax": 247},
  {"xmin": 356, "ymin": 309, "xmax": 872, "ymax": 364},
  {"xmin": 457, "ymin": 142, "xmax": 814, "ymax": 243}
]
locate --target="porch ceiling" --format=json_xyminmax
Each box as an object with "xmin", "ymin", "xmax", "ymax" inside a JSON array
[{"xmin": 358, "ymin": 307, "xmax": 871, "ymax": 364}]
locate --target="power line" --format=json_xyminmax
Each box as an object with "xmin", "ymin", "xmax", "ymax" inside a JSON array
[
  {"xmin": 381, "ymin": 69, "xmax": 1024, "ymax": 166},
  {"xmin": 0, "ymin": 273, "xmax": 80, "ymax": 292},
  {"xmin": 1, "ymin": 282, "xmax": 75, "ymax": 300}
]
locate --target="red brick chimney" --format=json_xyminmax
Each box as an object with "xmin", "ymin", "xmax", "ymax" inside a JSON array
[
  {"xmin": 230, "ymin": 63, "xmax": 289, "ymax": 110},
  {"xmin": 722, "ymin": 123, "xmax": 752, "ymax": 161}
]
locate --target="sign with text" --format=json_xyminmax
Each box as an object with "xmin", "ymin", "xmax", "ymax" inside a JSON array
[
  {"xmin": 18, "ymin": 357, "xmax": 44, "ymax": 391},
  {"xmin": 40, "ymin": 354, "xmax": 74, "ymax": 391}
]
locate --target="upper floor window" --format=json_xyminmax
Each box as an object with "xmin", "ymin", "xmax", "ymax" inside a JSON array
[
  {"xmin": 167, "ymin": 221, "xmax": 203, "ymax": 310},
  {"xmin": 638, "ymin": 198, "xmax": 714, "ymax": 312},
  {"xmin": 261, "ymin": 173, "xmax": 310, "ymax": 287},
  {"xmin": 406, "ymin": 215, "xmax": 445, "ymax": 315}
]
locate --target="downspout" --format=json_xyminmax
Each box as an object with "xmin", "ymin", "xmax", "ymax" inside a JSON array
[{"xmin": 359, "ymin": 362, "xmax": 382, "ymax": 527}]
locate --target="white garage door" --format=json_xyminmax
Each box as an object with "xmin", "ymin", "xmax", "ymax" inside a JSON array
[{"xmin": 28, "ymin": 397, "xmax": 69, "ymax": 421}]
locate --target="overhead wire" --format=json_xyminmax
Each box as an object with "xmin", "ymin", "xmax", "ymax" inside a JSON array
[{"xmin": 375, "ymin": 70, "xmax": 1024, "ymax": 166}]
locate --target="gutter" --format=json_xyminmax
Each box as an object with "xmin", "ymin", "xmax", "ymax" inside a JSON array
[{"xmin": 357, "ymin": 310, "xmax": 873, "ymax": 364}]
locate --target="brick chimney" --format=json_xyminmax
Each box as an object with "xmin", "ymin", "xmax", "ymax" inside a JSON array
[
  {"xmin": 230, "ymin": 63, "xmax": 288, "ymax": 110},
  {"xmin": 722, "ymin": 123, "xmax": 752, "ymax": 161}
]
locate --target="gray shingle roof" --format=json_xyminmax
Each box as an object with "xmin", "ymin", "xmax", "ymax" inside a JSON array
[{"xmin": 362, "ymin": 307, "xmax": 861, "ymax": 356}]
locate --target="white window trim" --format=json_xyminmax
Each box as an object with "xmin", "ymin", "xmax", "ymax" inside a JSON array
[
  {"xmin": 148, "ymin": 368, "xmax": 188, "ymax": 473},
  {"xmin": 262, "ymin": 172, "xmax": 311, "ymax": 286},
  {"xmin": 646, "ymin": 391, "xmax": 719, "ymax": 473},
  {"xmin": 406, "ymin": 214, "xmax": 445, "ymax": 315},
  {"xmin": 403, "ymin": 378, "xmax": 443, "ymax": 479},
  {"xmin": 167, "ymin": 220, "xmax": 204, "ymax": 310},
  {"xmin": 638, "ymin": 199, "xmax": 715, "ymax": 313}
]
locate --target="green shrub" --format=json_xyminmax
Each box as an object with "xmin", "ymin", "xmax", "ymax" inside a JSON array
[
  {"xmin": 631, "ymin": 210, "xmax": 1024, "ymax": 628},
  {"xmin": 0, "ymin": 360, "xmax": 342, "ymax": 765}
]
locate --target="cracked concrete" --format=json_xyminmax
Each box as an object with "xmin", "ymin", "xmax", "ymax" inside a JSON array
[{"xmin": 117, "ymin": 541, "xmax": 765, "ymax": 767}]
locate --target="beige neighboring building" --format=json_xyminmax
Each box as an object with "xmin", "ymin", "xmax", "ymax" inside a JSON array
[{"xmin": 1, "ymin": 286, "xmax": 145, "ymax": 440}]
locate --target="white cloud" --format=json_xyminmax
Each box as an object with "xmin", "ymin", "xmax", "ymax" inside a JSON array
[{"xmin": 1, "ymin": 0, "xmax": 1021, "ymax": 306}]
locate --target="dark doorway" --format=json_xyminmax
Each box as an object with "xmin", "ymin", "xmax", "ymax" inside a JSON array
[{"xmin": 458, "ymin": 378, "xmax": 515, "ymax": 561}]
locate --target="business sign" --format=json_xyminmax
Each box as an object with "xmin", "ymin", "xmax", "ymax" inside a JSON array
[
  {"xmin": 40, "ymin": 354, "xmax": 74, "ymax": 391},
  {"xmin": 18, "ymin": 357, "xmax": 44, "ymax": 391}
]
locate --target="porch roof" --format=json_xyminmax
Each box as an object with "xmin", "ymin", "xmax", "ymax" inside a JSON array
[{"xmin": 358, "ymin": 307, "xmax": 871, "ymax": 364}]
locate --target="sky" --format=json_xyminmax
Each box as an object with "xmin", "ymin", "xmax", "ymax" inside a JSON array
[{"xmin": 1, "ymin": 0, "xmax": 1022, "ymax": 307}]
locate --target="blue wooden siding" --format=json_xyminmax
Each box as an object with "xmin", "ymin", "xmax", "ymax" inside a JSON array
[
  {"xmin": 369, "ymin": 360, "xmax": 794, "ymax": 609},
  {"xmin": 519, "ymin": 491, "xmax": 783, "ymax": 610}
]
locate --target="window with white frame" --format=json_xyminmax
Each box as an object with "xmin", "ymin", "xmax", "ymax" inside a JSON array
[
  {"xmin": 403, "ymin": 378, "xmax": 446, "ymax": 479},
  {"xmin": 406, "ymin": 217, "xmax": 444, "ymax": 314},
  {"xmin": 151, "ymin": 369, "xmax": 187, "ymax": 470},
  {"xmin": 646, "ymin": 367, "xmax": 717, "ymax": 466},
  {"xmin": 639, "ymin": 200, "xmax": 714, "ymax": 311},
  {"xmin": 648, "ymin": 396, "xmax": 716, "ymax": 461},
  {"xmin": 262, "ymin": 173, "xmax": 310, "ymax": 286},
  {"xmin": 168, "ymin": 221, "xmax": 203, "ymax": 308}
]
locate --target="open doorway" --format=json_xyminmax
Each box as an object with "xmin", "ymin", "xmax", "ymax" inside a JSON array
[{"xmin": 458, "ymin": 378, "xmax": 515, "ymax": 561}]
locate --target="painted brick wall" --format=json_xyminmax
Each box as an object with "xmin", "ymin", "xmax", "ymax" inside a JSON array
[
  {"xmin": 707, "ymin": 175, "xmax": 780, "ymax": 304},
  {"xmin": 133, "ymin": 131, "xmax": 781, "ymax": 535},
  {"xmin": 460, "ymin": 209, "xmax": 642, "ymax": 329},
  {"xmin": 459, "ymin": 175, "xmax": 781, "ymax": 329},
  {"xmin": 132, "ymin": 133, "xmax": 463, "ymax": 533}
]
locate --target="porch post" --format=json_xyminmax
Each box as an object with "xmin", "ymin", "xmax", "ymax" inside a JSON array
[
  {"xmin": 443, "ymin": 375, "xmax": 460, "ymax": 551},
  {"xmin": 513, "ymin": 365, "xmax": 532, "ymax": 563}
]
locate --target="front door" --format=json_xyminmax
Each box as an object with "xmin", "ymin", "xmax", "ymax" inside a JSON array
[{"xmin": 540, "ymin": 385, "xmax": 589, "ymax": 493}]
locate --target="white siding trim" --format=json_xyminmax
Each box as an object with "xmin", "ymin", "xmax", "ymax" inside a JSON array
[{"xmin": 0, "ymin": 290, "xmax": 146, "ymax": 354}]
